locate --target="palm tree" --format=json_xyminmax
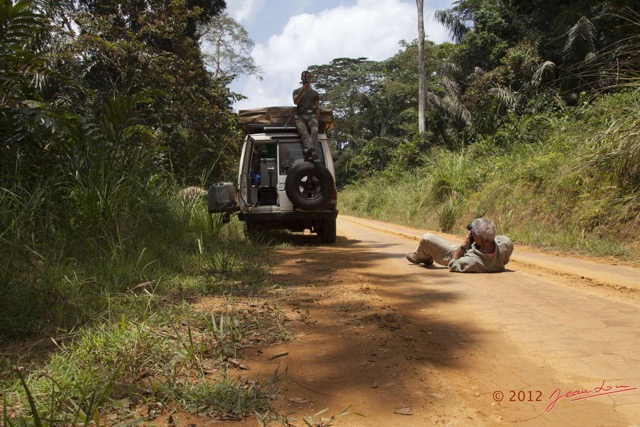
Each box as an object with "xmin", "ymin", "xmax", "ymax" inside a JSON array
[{"xmin": 416, "ymin": 0, "xmax": 426, "ymax": 135}]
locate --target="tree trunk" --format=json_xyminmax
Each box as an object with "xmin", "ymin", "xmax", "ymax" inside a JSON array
[{"xmin": 416, "ymin": 0, "xmax": 426, "ymax": 135}]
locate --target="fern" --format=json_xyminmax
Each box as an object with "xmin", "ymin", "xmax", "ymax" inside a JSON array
[
  {"xmin": 0, "ymin": 0, "xmax": 44, "ymax": 49},
  {"xmin": 434, "ymin": 9, "xmax": 469, "ymax": 43},
  {"xmin": 563, "ymin": 16, "xmax": 597, "ymax": 62},
  {"xmin": 533, "ymin": 61, "xmax": 556, "ymax": 86},
  {"xmin": 489, "ymin": 86, "xmax": 519, "ymax": 111}
]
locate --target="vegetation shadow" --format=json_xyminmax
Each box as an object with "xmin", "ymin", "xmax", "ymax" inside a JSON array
[{"xmin": 260, "ymin": 235, "xmax": 489, "ymax": 418}]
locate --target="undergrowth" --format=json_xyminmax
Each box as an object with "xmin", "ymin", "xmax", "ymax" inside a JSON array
[
  {"xmin": 0, "ymin": 180, "xmax": 287, "ymax": 424},
  {"xmin": 339, "ymin": 89, "xmax": 640, "ymax": 261},
  {"xmin": 1, "ymin": 299, "xmax": 287, "ymax": 425}
]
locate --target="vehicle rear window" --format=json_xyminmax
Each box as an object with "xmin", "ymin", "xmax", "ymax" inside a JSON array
[{"xmin": 279, "ymin": 142, "xmax": 324, "ymax": 175}]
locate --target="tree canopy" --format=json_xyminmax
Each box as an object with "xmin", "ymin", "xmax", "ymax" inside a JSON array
[
  {"xmin": 302, "ymin": 0, "xmax": 640, "ymax": 185},
  {"xmin": 3, "ymin": 0, "xmax": 639, "ymax": 190},
  {"xmin": 1, "ymin": 0, "xmax": 239, "ymax": 189}
]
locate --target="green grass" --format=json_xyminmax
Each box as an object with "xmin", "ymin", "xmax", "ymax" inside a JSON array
[
  {"xmin": 170, "ymin": 372, "xmax": 277, "ymax": 419},
  {"xmin": 0, "ymin": 173, "xmax": 288, "ymax": 424},
  {"xmin": 1, "ymin": 299, "xmax": 289, "ymax": 425},
  {"xmin": 340, "ymin": 89, "xmax": 640, "ymax": 262}
]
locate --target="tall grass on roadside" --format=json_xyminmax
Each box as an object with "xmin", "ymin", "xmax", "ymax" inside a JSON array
[
  {"xmin": 340, "ymin": 149, "xmax": 478, "ymax": 232},
  {"xmin": 1, "ymin": 112, "xmax": 267, "ymax": 340},
  {"xmin": 0, "ymin": 170, "xmax": 171, "ymax": 339},
  {"xmin": 420, "ymin": 148, "xmax": 477, "ymax": 204},
  {"xmin": 339, "ymin": 90, "xmax": 640, "ymax": 259},
  {"xmin": 0, "ymin": 174, "xmax": 269, "ymax": 341},
  {"xmin": 436, "ymin": 195, "xmax": 465, "ymax": 232},
  {"xmin": 580, "ymin": 92, "xmax": 640, "ymax": 213}
]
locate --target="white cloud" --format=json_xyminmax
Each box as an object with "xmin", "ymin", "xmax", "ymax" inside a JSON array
[
  {"xmin": 231, "ymin": 0, "xmax": 451, "ymax": 111},
  {"xmin": 226, "ymin": 0, "xmax": 264, "ymax": 24}
]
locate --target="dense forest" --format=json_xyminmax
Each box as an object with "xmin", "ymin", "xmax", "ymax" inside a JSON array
[
  {"xmin": 317, "ymin": 1, "xmax": 640, "ymax": 186},
  {"xmin": 1, "ymin": 0, "xmax": 639, "ymax": 423}
]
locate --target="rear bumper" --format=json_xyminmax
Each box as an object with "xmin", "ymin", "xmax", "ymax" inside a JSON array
[
  {"xmin": 239, "ymin": 209, "xmax": 338, "ymax": 223},
  {"xmin": 239, "ymin": 209, "xmax": 337, "ymax": 232}
]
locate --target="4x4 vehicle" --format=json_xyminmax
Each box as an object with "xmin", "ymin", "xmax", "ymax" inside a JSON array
[{"xmin": 208, "ymin": 107, "xmax": 338, "ymax": 243}]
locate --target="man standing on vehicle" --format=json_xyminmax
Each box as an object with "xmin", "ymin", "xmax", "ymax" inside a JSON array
[
  {"xmin": 406, "ymin": 217, "xmax": 513, "ymax": 273},
  {"xmin": 293, "ymin": 70, "xmax": 320, "ymax": 162}
]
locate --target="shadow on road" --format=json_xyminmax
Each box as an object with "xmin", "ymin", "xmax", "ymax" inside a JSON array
[{"xmin": 243, "ymin": 229, "xmax": 488, "ymax": 421}]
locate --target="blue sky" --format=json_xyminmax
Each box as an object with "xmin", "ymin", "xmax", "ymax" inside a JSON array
[{"xmin": 223, "ymin": 0, "xmax": 455, "ymax": 110}]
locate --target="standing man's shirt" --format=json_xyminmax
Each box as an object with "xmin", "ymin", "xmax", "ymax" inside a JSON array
[{"xmin": 293, "ymin": 87, "xmax": 319, "ymax": 116}]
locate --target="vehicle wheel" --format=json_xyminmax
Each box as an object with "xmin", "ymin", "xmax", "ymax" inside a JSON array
[
  {"xmin": 285, "ymin": 162, "xmax": 334, "ymax": 210},
  {"xmin": 318, "ymin": 218, "xmax": 337, "ymax": 243}
]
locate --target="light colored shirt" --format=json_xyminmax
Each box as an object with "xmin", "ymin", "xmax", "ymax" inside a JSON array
[{"xmin": 448, "ymin": 235, "xmax": 513, "ymax": 273}]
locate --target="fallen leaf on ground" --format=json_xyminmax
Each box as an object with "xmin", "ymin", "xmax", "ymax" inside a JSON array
[{"xmin": 394, "ymin": 407, "xmax": 414, "ymax": 415}]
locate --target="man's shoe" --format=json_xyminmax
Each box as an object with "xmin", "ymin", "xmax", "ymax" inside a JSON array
[
  {"xmin": 406, "ymin": 252, "xmax": 434, "ymax": 266},
  {"xmin": 406, "ymin": 252, "xmax": 420, "ymax": 264},
  {"xmin": 305, "ymin": 149, "xmax": 318, "ymax": 162}
]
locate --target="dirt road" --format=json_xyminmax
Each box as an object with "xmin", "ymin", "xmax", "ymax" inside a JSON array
[{"xmin": 199, "ymin": 215, "xmax": 640, "ymax": 426}]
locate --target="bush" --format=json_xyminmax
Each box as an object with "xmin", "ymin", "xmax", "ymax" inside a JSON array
[{"xmin": 339, "ymin": 89, "xmax": 640, "ymax": 258}]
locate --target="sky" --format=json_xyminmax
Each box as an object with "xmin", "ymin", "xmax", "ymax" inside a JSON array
[{"xmin": 223, "ymin": 0, "xmax": 455, "ymax": 111}]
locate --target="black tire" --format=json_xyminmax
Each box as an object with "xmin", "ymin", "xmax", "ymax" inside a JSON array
[
  {"xmin": 285, "ymin": 162, "xmax": 334, "ymax": 210},
  {"xmin": 318, "ymin": 218, "xmax": 337, "ymax": 243}
]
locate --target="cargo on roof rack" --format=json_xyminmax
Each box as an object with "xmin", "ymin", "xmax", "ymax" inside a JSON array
[
  {"xmin": 241, "ymin": 124, "xmax": 299, "ymax": 133},
  {"xmin": 238, "ymin": 106, "xmax": 334, "ymax": 133}
]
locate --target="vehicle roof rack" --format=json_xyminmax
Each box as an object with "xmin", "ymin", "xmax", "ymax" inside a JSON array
[
  {"xmin": 238, "ymin": 106, "xmax": 334, "ymax": 133},
  {"xmin": 243, "ymin": 124, "xmax": 298, "ymax": 133}
]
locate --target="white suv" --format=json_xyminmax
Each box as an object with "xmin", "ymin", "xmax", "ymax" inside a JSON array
[{"xmin": 208, "ymin": 107, "xmax": 338, "ymax": 243}]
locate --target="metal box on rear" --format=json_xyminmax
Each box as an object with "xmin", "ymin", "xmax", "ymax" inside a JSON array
[{"xmin": 207, "ymin": 182, "xmax": 237, "ymax": 213}]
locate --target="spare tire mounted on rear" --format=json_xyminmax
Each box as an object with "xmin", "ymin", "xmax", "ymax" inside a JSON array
[{"xmin": 285, "ymin": 162, "xmax": 334, "ymax": 210}]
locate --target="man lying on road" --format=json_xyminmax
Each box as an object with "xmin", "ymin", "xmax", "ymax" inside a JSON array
[{"xmin": 406, "ymin": 217, "xmax": 513, "ymax": 273}]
